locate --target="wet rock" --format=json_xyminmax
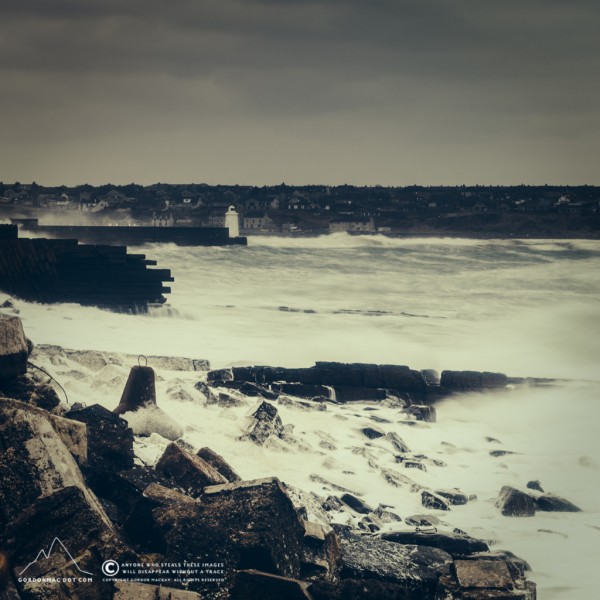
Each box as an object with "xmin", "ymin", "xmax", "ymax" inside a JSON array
[
  {"xmin": 242, "ymin": 401, "xmax": 284, "ymax": 445},
  {"xmin": 495, "ymin": 486, "xmax": 536, "ymax": 517},
  {"xmin": 0, "ymin": 374, "xmax": 61, "ymax": 411},
  {"xmin": 207, "ymin": 368, "xmax": 233, "ymax": 385},
  {"xmin": 193, "ymin": 380, "xmax": 218, "ymax": 403},
  {"xmin": 300, "ymin": 521, "xmax": 341, "ymax": 579},
  {"xmin": 468, "ymin": 550, "xmax": 532, "ymax": 580},
  {"xmin": 113, "ymin": 365, "xmax": 157, "ymax": 415},
  {"xmin": 421, "ymin": 369, "xmax": 440, "ymax": 385},
  {"xmin": 360, "ymin": 425, "xmax": 385, "ymax": 439},
  {"xmin": 114, "ymin": 581, "xmax": 202, "ymax": 599},
  {"xmin": 435, "ymin": 488, "xmax": 469, "ymax": 505},
  {"xmin": 155, "ymin": 442, "xmax": 227, "ymax": 497},
  {"xmin": 340, "ymin": 493, "xmax": 372, "ymax": 515},
  {"xmin": 374, "ymin": 506, "xmax": 402, "ymax": 523},
  {"xmin": 0, "ymin": 398, "xmax": 108, "ymax": 529},
  {"xmin": 381, "ymin": 468, "xmax": 422, "ymax": 491},
  {"xmin": 330, "ymin": 528, "xmax": 453, "ymax": 597},
  {"xmin": 125, "ymin": 483, "xmax": 196, "ymax": 551},
  {"xmin": 381, "ymin": 530, "xmax": 489, "ymax": 557},
  {"xmin": 406, "ymin": 404, "xmax": 436, "ymax": 423},
  {"xmin": 0, "ymin": 315, "xmax": 28, "ymax": 379},
  {"xmin": 217, "ymin": 391, "xmax": 245, "ymax": 407},
  {"xmin": 385, "ymin": 431, "xmax": 410, "ymax": 453},
  {"xmin": 526, "ymin": 480, "xmax": 544, "ymax": 492},
  {"xmin": 421, "ymin": 490, "xmax": 451, "ymax": 511},
  {"xmin": 240, "ymin": 381, "xmax": 279, "ymax": 400},
  {"xmin": 197, "ymin": 447, "xmax": 241, "ymax": 483},
  {"xmin": 455, "ymin": 558, "xmax": 513, "ymax": 588},
  {"xmin": 1, "ymin": 486, "xmax": 133, "ymax": 598},
  {"xmin": 403, "ymin": 460, "xmax": 427, "ymax": 471},
  {"xmin": 229, "ymin": 570, "xmax": 312, "ymax": 600},
  {"xmin": 65, "ymin": 404, "xmax": 134, "ymax": 473},
  {"xmin": 272, "ymin": 383, "xmax": 332, "ymax": 400},
  {"xmin": 154, "ymin": 477, "xmax": 306, "ymax": 594},
  {"xmin": 535, "ymin": 492, "xmax": 582, "ymax": 512},
  {"xmin": 404, "ymin": 514, "xmax": 443, "ymax": 527},
  {"xmin": 490, "ymin": 449, "xmax": 518, "ymax": 457},
  {"xmin": 440, "ymin": 370, "xmax": 508, "ymax": 390}
]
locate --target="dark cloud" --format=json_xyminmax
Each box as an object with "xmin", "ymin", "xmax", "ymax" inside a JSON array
[{"xmin": 1, "ymin": 0, "xmax": 599, "ymax": 184}]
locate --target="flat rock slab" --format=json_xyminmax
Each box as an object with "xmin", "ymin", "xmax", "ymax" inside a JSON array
[
  {"xmin": 455, "ymin": 559, "xmax": 513, "ymax": 589},
  {"xmin": 114, "ymin": 581, "xmax": 202, "ymax": 599},
  {"xmin": 381, "ymin": 531, "xmax": 488, "ymax": 557}
]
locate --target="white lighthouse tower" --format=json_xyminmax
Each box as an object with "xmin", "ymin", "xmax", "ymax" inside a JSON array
[{"xmin": 224, "ymin": 205, "xmax": 240, "ymax": 238}]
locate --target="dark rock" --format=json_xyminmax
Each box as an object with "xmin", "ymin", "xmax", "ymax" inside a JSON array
[
  {"xmin": 0, "ymin": 486, "xmax": 133, "ymax": 597},
  {"xmin": 404, "ymin": 514, "xmax": 442, "ymax": 527},
  {"xmin": 495, "ymin": 486, "xmax": 536, "ymax": 517},
  {"xmin": 207, "ymin": 368, "xmax": 233, "ymax": 384},
  {"xmin": 242, "ymin": 401, "xmax": 284, "ymax": 445},
  {"xmin": 535, "ymin": 492, "xmax": 582, "ymax": 512},
  {"xmin": 333, "ymin": 387, "xmax": 388, "ymax": 402},
  {"xmin": 113, "ymin": 581, "xmax": 202, "ymax": 599},
  {"xmin": 113, "ymin": 365, "xmax": 157, "ymax": 415},
  {"xmin": 240, "ymin": 381, "xmax": 279, "ymax": 400},
  {"xmin": 421, "ymin": 369, "xmax": 440, "ymax": 385},
  {"xmin": 340, "ymin": 493, "xmax": 372, "ymax": 515},
  {"xmin": 0, "ymin": 398, "xmax": 105, "ymax": 528},
  {"xmin": 403, "ymin": 460, "xmax": 427, "ymax": 471},
  {"xmin": 230, "ymin": 570, "xmax": 312, "ymax": 600},
  {"xmin": 385, "ymin": 431, "xmax": 410, "ymax": 453},
  {"xmin": 406, "ymin": 404, "xmax": 436, "ymax": 423},
  {"xmin": 322, "ymin": 495, "xmax": 344, "ymax": 512},
  {"xmin": 490, "ymin": 449, "xmax": 518, "ymax": 457},
  {"xmin": 333, "ymin": 528, "xmax": 452, "ymax": 596},
  {"xmin": 154, "ymin": 477, "xmax": 305, "ymax": 594},
  {"xmin": 0, "ymin": 315, "xmax": 28, "ymax": 379},
  {"xmin": 196, "ymin": 447, "xmax": 241, "ymax": 483},
  {"xmin": 526, "ymin": 480, "xmax": 544, "ymax": 492},
  {"xmin": 421, "ymin": 490, "xmax": 451, "ymax": 511},
  {"xmin": 194, "ymin": 380, "xmax": 217, "ymax": 403},
  {"xmin": 455, "ymin": 558, "xmax": 513, "ymax": 589},
  {"xmin": 272, "ymin": 383, "xmax": 332, "ymax": 399},
  {"xmin": 374, "ymin": 506, "xmax": 402, "ymax": 523},
  {"xmin": 435, "ymin": 489, "xmax": 469, "ymax": 505},
  {"xmin": 468, "ymin": 550, "xmax": 532, "ymax": 579},
  {"xmin": 65, "ymin": 403, "xmax": 134, "ymax": 473},
  {"xmin": 440, "ymin": 370, "xmax": 508, "ymax": 390},
  {"xmin": 360, "ymin": 425, "xmax": 385, "ymax": 439},
  {"xmin": 125, "ymin": 483, "xmax": 196, "ymax": 551},
  {"xmin": 155, "ymin": 442, "xmax": 227, "ymax": 497},
  {"xmin": 0, "ymin": 374, "xmax": 61, "ymax": 411},
  {"xmin": 381, "ymin": 530, "xmax": 488, "ymax": 557},
  {"xmin": 87, "ymin": 466, "xmax": 179, "ymax": 516}
]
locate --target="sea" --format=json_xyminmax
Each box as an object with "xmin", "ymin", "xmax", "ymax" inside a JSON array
[{"xmin": 4, "ymin": 233, "xmax": 600, "ymax": 598}]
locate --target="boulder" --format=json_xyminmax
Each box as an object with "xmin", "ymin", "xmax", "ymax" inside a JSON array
[
  {"xmin": 406, "ymin": 404, "xmax": 436, "ymax": 423},
  {"xmin": 385, "ymin": 431, "xmax": 410, "ymax": 453},
  {"xmin": 114, "ymin": 581, "xmax": 202, "ymax": 599},
  {"xmin": 0, "ymin": 315, "xmax": 28, "ymax": 379},
  {"xmin": 332, "ymin": 528, "xmax": 453, "ymax": 597},
  {"xmin": 125, "ymin": 483, "xmax": 196, "ymax": 551},
  {"xmin": 155, "ymin": 442, "xmax": 227, "ymax": 497},
  {"xmin": 495, "ymin": 486, "xmax": 536, "ymax": 517},
  {"xmin": 535, "ymin": 492, "xmax": 581, "ymax": 512},
  {"xmin": 0, "ymin": 374, "xmax": 60, "ymax": 411},
  {"xmin": 0, "ymin": 398, "xmax": 108, "ymax": 529},
  {"xmin": 242, "ymin": 401, "xmax": 284, "ymax": 445},
  {"xmin": 154, "ymin": 477, "xmax": 306, "ymax": 595},
  {"xmin": 340, "ymin": 493, "xmax": 373, "ymax": 515},
  {"xmin": 435, "ymin": 489, "xmax": 469, "ymax": 505},
  {"xmin": 206, "ymin": 368, "xmax": 233, "ymax": 384},
  {"xmin": 421, "ymin": 490, "xmax": 451, "ymax": 511},
  {"xmin": 1, "ymin": 486, "xmax": 133, "ymax": 599},
  {"xmin": 196, "ymin": 447, "xmax": 241, "ymax": 483},
  {"xmin": 381, "ymin": 530, "xmax": 489, "ymax": 557},
  {"xmin": 64, "ymin": 404, "xmax": 134, "ymax": 473},
  {"xmin": 526, "ymin": 480, "xmax": 544, "ymax": 492},
  {"xmin": 229, "ymin": 570, "xmax": 312, "ymax": 600},
  {"xmin": 360, "ymin": 425, "xmax": 385, "ymax": 440},
  {"xmin": 193, "ymin": 380, "xmax": 218, "ymax": 403},
  {"xmin": 113, "ymin": 365, "xmax": 157, "ymax": 415}
]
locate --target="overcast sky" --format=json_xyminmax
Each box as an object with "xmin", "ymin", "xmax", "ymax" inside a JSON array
[{"xmin": 1, "ymin": 0, "xmax": 599, "ymax": 186}]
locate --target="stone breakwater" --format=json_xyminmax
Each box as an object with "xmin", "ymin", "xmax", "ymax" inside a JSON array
[{"xmin": 2, "ymin": 312, "xmax": 579, "ymax": 599}]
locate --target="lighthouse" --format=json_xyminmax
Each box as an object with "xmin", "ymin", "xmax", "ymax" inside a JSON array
[{"xmin": 224, "ymin": 205, "xmax": 240, "ymax": 238}]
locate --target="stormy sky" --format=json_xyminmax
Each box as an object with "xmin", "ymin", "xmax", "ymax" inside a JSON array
[{"xmin": 1, "ymin": 0, "xmax": 599, "ymax": 186}]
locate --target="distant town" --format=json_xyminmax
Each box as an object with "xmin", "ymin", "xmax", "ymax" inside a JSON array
[{"xmin": 1, "ymin": 182, "xmax": 599, "ymax": 238}]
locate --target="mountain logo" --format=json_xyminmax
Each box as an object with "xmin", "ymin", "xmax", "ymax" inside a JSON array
[{"xmin": 18, "ymin": 537, "xmax": 93, "ymax": 577}]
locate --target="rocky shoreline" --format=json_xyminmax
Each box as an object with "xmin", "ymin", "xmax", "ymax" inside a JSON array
[{"xmin": 1, "ymin": 311, "xmax": 586, "ymax": 599}]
